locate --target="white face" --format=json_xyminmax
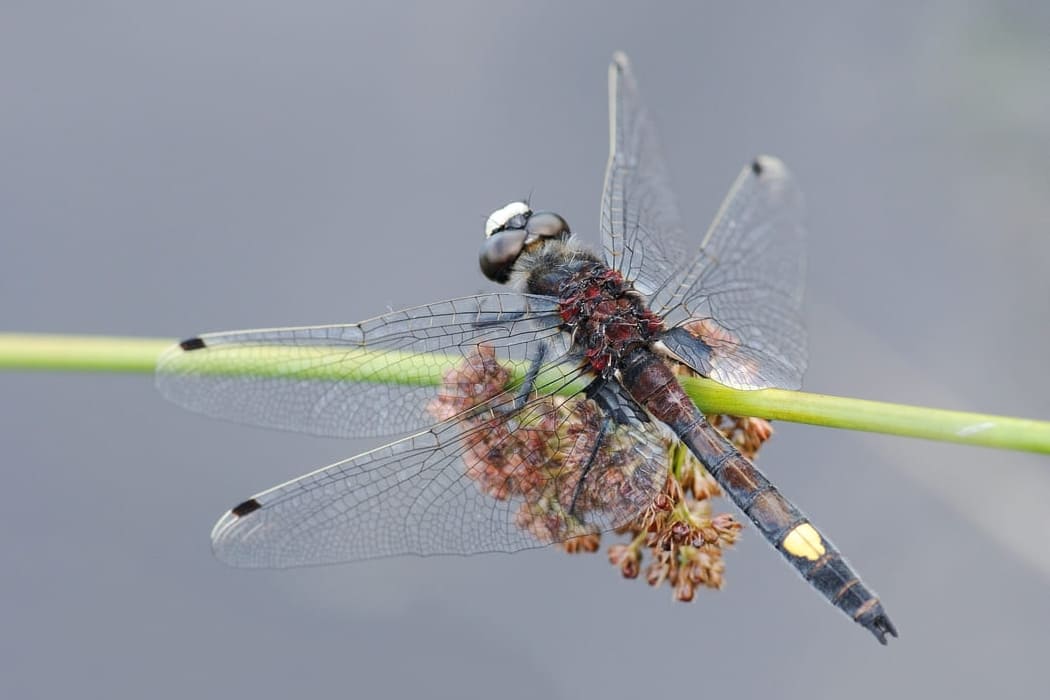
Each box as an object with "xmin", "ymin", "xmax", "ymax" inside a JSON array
[{"xmin": 484, "ymin": 201, "xmax": 531, "ymax": 237}]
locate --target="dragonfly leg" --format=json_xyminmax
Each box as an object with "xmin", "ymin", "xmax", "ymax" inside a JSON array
[
  {"xmin": 568, "ymin": 415, "xmax": 613, "ymax": 517},
  {"xmin": 510, "ymin": 342, "xmax": 548, "ymax": 412}
]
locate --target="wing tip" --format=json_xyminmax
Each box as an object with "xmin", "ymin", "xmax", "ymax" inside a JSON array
[
  {"xmin": 210, "ymin": 498, "xmax": 265, "ymax": 567},
  {"xmin": 750, "ymin": 155, "xmax": 787, "ymax": 178}
]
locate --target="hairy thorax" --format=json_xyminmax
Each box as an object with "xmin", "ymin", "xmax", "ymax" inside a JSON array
[{"xmin": 520, "ymin": 242, "xmax": 665, "ymax": 375}]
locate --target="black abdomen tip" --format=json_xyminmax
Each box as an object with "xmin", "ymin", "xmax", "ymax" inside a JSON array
[
  {"xmin": 230, "ymin": 498, "xmax": 262, "ymax": 517},
  {"xmin": 855, "ymin": 601, "xmax": 899, "ymax": 645},
  {"xmin": 179, "ymin": 337, "xmax": 207, "ymax": 351}
]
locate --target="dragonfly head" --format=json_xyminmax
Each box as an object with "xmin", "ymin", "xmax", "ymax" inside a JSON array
[{"xmin": 480, "ymin": 201, "xmax": 571, "ymax": 283}]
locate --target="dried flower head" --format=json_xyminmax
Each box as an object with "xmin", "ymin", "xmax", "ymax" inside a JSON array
[
  {"xmin": 427, "ymin": 346, "xmax": 657, "ymax": 544},
  {"xmin": 429, "ymin": 345, "xmax": 774, "ymax": 603}
]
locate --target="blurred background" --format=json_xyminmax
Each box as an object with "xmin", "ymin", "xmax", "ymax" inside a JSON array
[{"xmin": 3, "ymin": 2, "xmax": 1049, "ymax": 698}]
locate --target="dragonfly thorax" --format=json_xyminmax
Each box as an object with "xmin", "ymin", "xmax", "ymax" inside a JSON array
[{"xmin": 520, "ymin": 248, "xmax": 665, "ymax": 375}]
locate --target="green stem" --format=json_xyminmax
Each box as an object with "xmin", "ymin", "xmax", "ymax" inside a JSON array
[
  {"xmin": 2, "ymin": 332, "xmax": 1048, "ymax": 455},
  {"xmin": 679, "ymin": 376, "xmax": 1050, "ymax": 454},
  {"xmin": 0, "ymin": 333, "xmax": 170, "ymax": 373}
]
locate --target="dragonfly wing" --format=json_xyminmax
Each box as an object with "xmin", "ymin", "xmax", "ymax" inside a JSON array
[
  {"xmin": 600, "ymin": 52, "xmax": 694, "ymax": 301},
  {"xmin": 599, "ymin": 54, "xmax": 806, "ymax": 390},
  {"xmin": 658, "ymin": 156, "xmax": 807, "ymax": 390},
  {"xmin": 156, "ymin": 293, "xmax": 571, "ymax": 438},
  {"xmin": 211, "ymin": 384, "xmax": 670, "ymax": 567}
]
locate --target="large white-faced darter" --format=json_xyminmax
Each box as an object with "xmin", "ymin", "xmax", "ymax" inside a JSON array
[{"xmin": 158, "ymin": 53, "xmax": 896, "ymax": 644}]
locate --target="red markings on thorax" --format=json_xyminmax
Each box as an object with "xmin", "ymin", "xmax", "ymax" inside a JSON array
[{"xmin": 557, "ymin": 264, "xmax": 664, "ymax": 374}]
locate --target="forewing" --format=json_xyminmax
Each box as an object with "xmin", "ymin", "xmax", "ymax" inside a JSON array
[
  {"xmin": 210, "ymin": 386, "xmax": 670, "ymax": 567},
  {"xmin": 156, "ymin": 293, "xmax": 570, "ymax": 438},
  {"xmin": 600, "ymin": 52, "xmax": 693, "ymax": 299},
  {"xmin": 658, "ymin": 156, "xmax": 807, "ymax": 390},
  {"xmin": 599, "ymin": 54, "xmax": 806, "ymax": 390}
]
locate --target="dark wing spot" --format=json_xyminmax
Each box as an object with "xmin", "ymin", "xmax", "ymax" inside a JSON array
[
  {"xmin": 750, "ymin": 159, "xmax": 764, "ymax": 176},
  {"xmin": 179, "ymin": 337, "xmax": 207, "ymax": 351},
  {"xmin": 230, "ymin": 498, "xmax": 262, "ymax": 517}
]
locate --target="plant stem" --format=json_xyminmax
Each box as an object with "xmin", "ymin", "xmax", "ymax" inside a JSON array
[
  {"xmin": 679, "ymin": 376, "xmax": 1050, "ymax": 454},
  {"xmin": 0, "ymin": 333, "xmax": 170, "ymax": 373},
  {"xmin": 2, "ymin": 332, "xmax": 1048, "ymax": 455}
]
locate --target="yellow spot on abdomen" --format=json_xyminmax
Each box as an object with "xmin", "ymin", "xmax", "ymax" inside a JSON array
[{"xmin": 782, "ymin": 523, "xmax": 826, "ymax": 561}]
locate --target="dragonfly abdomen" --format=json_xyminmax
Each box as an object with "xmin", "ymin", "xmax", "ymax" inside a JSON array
[
  {"xmin": 620, "ymin": 348, "xmax": 897, "ymax": 644},
  {"xmin": 701, "ymin": 440, "xmax": 897, "ymax": 644}
]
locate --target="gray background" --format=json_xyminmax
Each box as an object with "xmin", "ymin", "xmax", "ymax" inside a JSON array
[{"xmin": 3, "ymin": 2, "xmax": 1050, "ymax": 698}]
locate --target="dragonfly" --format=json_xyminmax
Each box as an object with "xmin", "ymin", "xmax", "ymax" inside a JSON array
[{"xmin": 157, "ymin": 52, "xmax": 896, "ymax": 644}]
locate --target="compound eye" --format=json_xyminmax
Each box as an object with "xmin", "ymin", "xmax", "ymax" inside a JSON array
[
  {"xmin": 525, "ymin": 211, "xmax": 570, "ymax": 240},
  {"xmin": 479, "ymin": 228, "xmax": 527, "ymax": 283},
  {"xmin": 506, "ymin": 212, "xmax": 529, "ymax": 230}
]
